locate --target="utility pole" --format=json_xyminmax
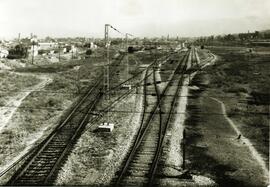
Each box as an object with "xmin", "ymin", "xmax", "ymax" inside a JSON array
[
  {"xmin": 71, "ymin": 47, "xmax": 74, "ymax": 59},
  {"xmin": 31, "ymin": 34, "xmax": 35, "ymax": 65},
  {"xmin": 18, "ymin": 33, "xmax": 21, "ymax": 43},
  {"xmin": 125, "ymin": 33, "xmax": 129, "ymax": 80},
  {"xmin": 58, "ymin": 43, "xmax": 61, "ymax": 62},
  {"xmin": 32, "ymin": 42, "xmax": 34, "ymax": 64},
  {"xmin": 182, "ymin": 129, "xmax": 186, "ymax": 170},
  {"xmin": 104, "ymin": 24, "xmax": 110, "ymax": 124},
  {"xmin": 104, "ymin": 24, "xmax": 110, "ymax": 97}
]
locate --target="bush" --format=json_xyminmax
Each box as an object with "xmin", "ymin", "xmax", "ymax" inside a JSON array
[
  {"xmin": 226, "ymin": 85, "xmax": 248, "ymax": 93},
  {"xmin": 46, "ymin": 97, "xmax": 61, "ymax": 108}
]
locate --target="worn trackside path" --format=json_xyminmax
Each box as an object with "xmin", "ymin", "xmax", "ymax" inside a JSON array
[{"xmin": 211, "ymin": 97, "xmax": 269, "ymax": 184}]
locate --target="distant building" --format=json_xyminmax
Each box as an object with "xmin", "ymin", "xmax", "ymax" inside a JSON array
[
  {"xmin": 38, "ymin": 42, "xmax": 58, "ymax": 50},
  {"xmin": 7, "ymin": 44, "xmax": 28, "ymax": 59},
  {"xmin": 0, "ymin": 48, "xmax": 9, "ymax": 58},
  {"xmin": 181, "ymin": 42, "xmax": 185, "ymax": 48},
  {"xmin": 63, "ymin": 45, "xmax": 77, "ymax": 54},
  {"xmin": 90, "ymin": 42, "xmax": 98, "ymax": 49}
]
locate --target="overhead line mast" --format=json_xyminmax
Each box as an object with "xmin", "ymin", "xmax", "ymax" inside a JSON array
[
  {"xmin": 125, "ymin": 33, "xmax": 133, "ymax": 80},
  {"xmin": 101, "ymin": 24, "xmax": 134, "ymax": 129},
  {"xmin": 104, "ymin": 24, "xmax": 110, "ymax": 99}
]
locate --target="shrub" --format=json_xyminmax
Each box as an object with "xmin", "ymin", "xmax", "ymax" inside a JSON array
[{"xmin": 226, "ymin": 85, "xmax": 248, "ymax": 93}]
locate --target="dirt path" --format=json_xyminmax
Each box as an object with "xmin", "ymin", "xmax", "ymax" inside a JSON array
[
  {"xmin": 0, "ymin": 74, "xmax": 53, "ymax": 181},
  {"xmin": 211, "ymin": 97, "xmax": 269, "ymax": 184},
  {"xmin": 0, "ymin": 75, "xmax": 52, "ymax": 133}
]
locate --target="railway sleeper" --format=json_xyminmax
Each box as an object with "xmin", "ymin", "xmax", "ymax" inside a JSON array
[
  {"xmin": 45, "ymin": 144, "xmax": 67, "ymax": 148},
  {"xmin": 42, "ymin": 148, "xmax": 65, "ymax": 152},
  {"xmin": 13, "ymin": 180, "xmax": 44, "ymax": 186},
  {"xmin": 36, "ymin": 155, "xmax": 59, "ymax": 160},
  {"xmin": 47, "ymin": 141, "xmax": 70, "ymax": 146},
  {"xmin": 134, "ymin": 154, "xmax": 155, "ymax": 159},
  {"xmin": 16, "ymin": 176, "xmax": 46, "ymax": 181},
  {"xmin": 128, "ymin": 166, "xmax": 150, "ymax": 172},
  {"xmin": 30, "ymin": 162, "xmax": 56, "ymax": 168},
  {"xmin": 23, "ymin": 169, "xmax": 53, "ymax": 176},
  {"xmin": 133, "ymin": 158, "xmax": 154, "ymax": 163},
  {"xmin": 31, "ymin": 160, "xmax": 56, "ymax": 165},
  {"xmin": 136, "ymin": 151, "xmax": 156, "ymax": 155},
  {"xmin": 35, "ymin": 154, "xmax": 62, "ymax": 159},
  {"xmin": 50, "ymin": 137, "xmax": 71, "ymax": 142},
  {"xmin": 127, "ymin": 170, "xmax": 149, "ymax": 177},
  {"xmin": 50, "ymin": 137, "xmax": 72, "ymax": 141},
  {"xmin": 129, "ymin": 162, "xmax": 152, "ymax": 167},
  {"xmin": 40, "ymin": 150, "xmax": 64, "ymax": 155},
  {"xmin": 29, "ymin": 163, "xmax": 56, "ymax": 168},
  {"xmin": 137, "ymin": 145, "xmax": 157, "ymax": 149},
  {"xmin": 121, "ymin": 176, "xmax": 149, "ymax": 184},
  {"xmin": 26, "ymin": 166, "xmax": 54, "ymax": 172}
]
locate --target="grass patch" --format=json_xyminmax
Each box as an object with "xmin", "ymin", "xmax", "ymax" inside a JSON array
[
  {"xmin": 0, "ymin": 72, "xmax": 40, "ymax": 103},
  {"xmin": 202, "ymin": 46, "xmax": 269, "ymax": 162}
]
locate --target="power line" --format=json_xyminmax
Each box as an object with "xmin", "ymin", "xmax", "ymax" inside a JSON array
[
  {"xmin": 0, "ymin": 87, "xmax": 260, "ymax": 100},
  {"xmin": 109, "ymin": 25, "xmax": 124, "ymax": 36},
  {"xmin": 0, "ymin": 103, "xmax": 267, "ymax": 116}
]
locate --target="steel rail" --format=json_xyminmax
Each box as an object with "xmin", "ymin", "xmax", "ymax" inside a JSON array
[
  {"xmin": 148, "ymin": 50, "xmax": 190, "ymax": 186},
  {"xmin": 4, "ymin": 53, "xmax": 126, "ymax": 185},
  {"xmin": 115, "ymin": 50, "xmax": 190, "ymax": 186}
]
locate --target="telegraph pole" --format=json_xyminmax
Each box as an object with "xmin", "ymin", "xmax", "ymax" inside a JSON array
[
  {"xmin": 31, "ymin": 42, "xmax": 34, "ymax": 64},
  {"xmin": 18, "ymin": 33, "xmax": 21, "ymax": 43},
  {"xmin": 182, "ymin": 129, "xmax": 186, "ymax": 170},
  {"xmin": 104, "ymin": 24, "xmax": 110, "ymax": 124},
  {"xmin": 58, "ymin": 43, "xmax": 61, "ymax": 62},
  {"xmin": 31, "ymin": 35, "xmax": 35, "ymax": 64},
  {"xmin": 104, "ymin": 24, "xmax": 110, "ymax": 97},
  {"xmin": 125, "ymin": 33, "xmax": 129, "ymax": 80}
]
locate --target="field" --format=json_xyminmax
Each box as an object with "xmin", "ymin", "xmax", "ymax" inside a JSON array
[
  {"xmin": 185, "ymin": 46, "xmax": 269, "ymax": 187},
  {"xmin": 206, "ymin": 46, "xmax": 269, "ymax": 161}
]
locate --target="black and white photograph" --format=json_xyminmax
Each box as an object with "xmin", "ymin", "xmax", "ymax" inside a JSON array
[{"xmin": 0, "ymin": 0, "xmax": 269, "ymax": 186}]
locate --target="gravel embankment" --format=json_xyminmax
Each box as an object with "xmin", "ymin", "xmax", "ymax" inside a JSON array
[
  {"xmin": 56, "ymin": 73, "xmax": 146, "ymax": 186},
  {"xmin": 159, "ymin": 50, "xmax": 217, "ymax": 186}
]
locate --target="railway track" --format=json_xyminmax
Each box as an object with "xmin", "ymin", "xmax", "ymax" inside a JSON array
[
  {"xmin": 2, "ymin": 51, "xmax": 174, "ymax": 186},
  {"xmin": 114, "ymin": 50, "xmax": 191, "ymax": 187},
  {"xmin": 4, "ymin": 54, "xmax": 129, "ymax": 186},
  {"xmin": 6, "ymin": 76, "xmax": 104, "ymax": 186}
]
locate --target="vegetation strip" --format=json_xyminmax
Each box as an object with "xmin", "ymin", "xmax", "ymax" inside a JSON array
[{"xmin": 211, "ymin": 97, "xmax": 269, "ymax": 182}]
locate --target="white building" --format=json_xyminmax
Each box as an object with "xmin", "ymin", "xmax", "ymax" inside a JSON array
[
  {"xmin": 38, "ymin": 42, "xmax": 58, "ymax": 50},
  {"xmin": 0, "ymin": 48, "xmax": 8, "ymax": 58},
  {"xmin": 90, "ymin": 42, "xmax": 98, "ymax": 49}
]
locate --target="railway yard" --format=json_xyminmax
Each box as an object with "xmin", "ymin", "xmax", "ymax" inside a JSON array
[
  {"xmin": 0, "ymin": 39, "xmax": 269, "ymax": 187},
  {"xmin": 1, "ymin": 0, "xmax": 270, "ymax": 186}
]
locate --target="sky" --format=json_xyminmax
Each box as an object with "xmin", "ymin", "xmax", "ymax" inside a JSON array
[{"xmin": 0, "ymin": 0, "xmax": 269, "ymax": 39}]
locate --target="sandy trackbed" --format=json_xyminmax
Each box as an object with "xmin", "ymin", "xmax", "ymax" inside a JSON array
[{"xmin": 55, "ymin": 71, "xmax": 146, "ymax": 186}]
